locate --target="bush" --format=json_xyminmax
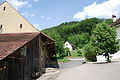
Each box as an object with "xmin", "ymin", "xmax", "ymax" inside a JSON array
[
  {"xmin": 70, "ymin": 48, "xmax": 83, "ymax": 57},
  {"xmin": 77, "ymin": 49, "xmax": 82, "ymax": 56},
  {"xmin": 83, "ymin": 43, "xmax": 97, "ymax": 62},
  {"xmin": 65, "ymin": 48, "xmax": 71, "ymax": 56}
]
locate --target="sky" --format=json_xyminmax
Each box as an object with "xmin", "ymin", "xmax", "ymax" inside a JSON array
[{"xmin": 0, "ymin": 0, "xmax": 120, "ymax": 30}]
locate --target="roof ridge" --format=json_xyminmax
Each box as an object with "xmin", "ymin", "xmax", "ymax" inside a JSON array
[
  {"xmin": 0, "ymin": 1, "xmax": 7, "ymax": 6},
  {"xmin": 0, "ymin": 32, "xmax": 40, "ymax": 35}
]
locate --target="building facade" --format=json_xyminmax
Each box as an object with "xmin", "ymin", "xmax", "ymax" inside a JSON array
[
  {"xmin": 0, "ymin": 1, "xmax": 39, "ymax": 33},
  {"xmin": 0, "ymin": 1, "xmax": 57, "ymax": 80},
  {"xmin": 64, "ymin": 41, "xmax": 73, "ymax": 51}
]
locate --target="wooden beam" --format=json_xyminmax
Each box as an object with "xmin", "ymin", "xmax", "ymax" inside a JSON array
[
  {"xmin": 42, "ymin": 42, "xmax": 55, "ymax": 46},
  {"xmin": 8, "ymin": 57, "xmax": 23, "ymax": 60}
]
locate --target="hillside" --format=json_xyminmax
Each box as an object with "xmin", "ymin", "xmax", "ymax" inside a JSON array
[{"xmin": 42, "ymin": 18, "xmax": 112, "ymax": 56}]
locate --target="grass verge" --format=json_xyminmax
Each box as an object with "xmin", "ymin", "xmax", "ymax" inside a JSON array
[{"xmin": 57, "ymin": 57, "xmax": 70, "ymax": 63}]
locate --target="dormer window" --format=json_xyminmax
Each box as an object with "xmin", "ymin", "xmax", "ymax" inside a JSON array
[
  {"xmin": 20, "ymin": 24, "xmax": 22, "ymax": 28},
  {"xmin": 3, "ymin": 7, "xmax": 6, "ymax": 11}
]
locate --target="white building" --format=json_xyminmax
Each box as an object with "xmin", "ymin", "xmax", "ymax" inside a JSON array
[
  {"xmin": 64, "ymin": 41, "xmax": 73, "ymax": 51},
  {"xmin": 110, "ymin": 17, "xmax": 120, "ymax": 61}
]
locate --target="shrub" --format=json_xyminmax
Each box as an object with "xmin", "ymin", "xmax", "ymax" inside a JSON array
[
  {"xmin": 77, "ymin": 49, "xmax": 82, "ymax": 56},
  {"xmin": 83, "ymin": 43, "xmax": 97, "ymax": 62},
  {"xmin": 65, "ymin": 48, "xmax": 71, "ymax": 56}
]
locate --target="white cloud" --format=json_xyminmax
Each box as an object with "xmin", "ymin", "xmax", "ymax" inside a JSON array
[
  {"xmin": 34, "ymin": 0, "xmax": 39, "ymax": 2},
  {"xmin": 33, "ymin": 24, "xmax": 40, "ymax": 29},
  {"xmin": 46, "ymin": 17, "xmax": 52, "ymax": 20},
  {"xmin": 40, "ymin": 16, "xmax": 52, "ymax": 20},
  {"xmin": 41, "ymin": 16, "xmax": 45, "ymax": 19},
  {"xmin": 73, "ymin": 0, "xmax": 120, "ymax": 20},
  {"xmin": 6, "ymin": 0, "xmax": 28, "ymax": 9},
  {"xmin": 22, "ymin": 12, "xmax": 35, "ymax": 17},
  {"xmin": 28, "ymin": 4, "xmax": 32, "ymax": 8},
  {"xmin": 31, "ymin": 14, "xmax": 35, "ymax": 17}
]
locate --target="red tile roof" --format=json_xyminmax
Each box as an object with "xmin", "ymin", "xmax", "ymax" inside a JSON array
[
  {"xmin": 0, "ymin": 32, "xmax": 40, "ymax": 60},
  {"xmin": 110, "ymin": 19, "xmax": 120, "ymax": 26}
]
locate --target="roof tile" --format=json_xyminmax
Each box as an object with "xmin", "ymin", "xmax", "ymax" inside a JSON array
[
  {"xmin": 110, "ymin": 19, "xmax": 120, "ymax": 26},
  {"xmin": 0, "ymin": 33, "xmax": 40, "ymax": 60}
]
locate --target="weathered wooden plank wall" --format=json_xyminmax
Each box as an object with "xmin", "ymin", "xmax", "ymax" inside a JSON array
[{"xmin": 0, "ymin": 34, "xmax": 57, "ymax": 80}]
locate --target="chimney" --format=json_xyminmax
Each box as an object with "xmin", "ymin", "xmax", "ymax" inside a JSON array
[{"xmin": 112, "ymin": 15, "xmax": 117, "ymax": 22}]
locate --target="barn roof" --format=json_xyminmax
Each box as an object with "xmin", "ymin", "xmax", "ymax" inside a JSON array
[
  {"xmin": 0, "ymin": 32, "xmax": 40, "ymax": 60},
  {"xmin": 110, "ymin": 19, "xmax": 120, "ymax": 26}
]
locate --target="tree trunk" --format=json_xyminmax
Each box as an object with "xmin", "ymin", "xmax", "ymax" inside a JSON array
[{"xmin": 106, "ymin": 53, "xmax": 110, "ymax": 62}]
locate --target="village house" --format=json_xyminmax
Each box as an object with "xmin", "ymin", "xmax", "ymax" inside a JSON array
[
  {"xmin": 110, "ymin": 15, "xmax": 120, "ymax": 59},
  {"xmin": 111, "ymin": 15, "xmax": 120, "ymax": 39},
  {"xmin": 64, "ymin": 41, "xmax": 74, "ymax": 51},
  {"xmin": 0, "ymin": 1, "xmax": 57, "ymax": 80}
]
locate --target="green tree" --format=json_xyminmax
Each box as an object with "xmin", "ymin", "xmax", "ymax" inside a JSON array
[
  {"xmin": 102, "ymin": 19, "xmax": 113, "ymax": 25},
  {"xmin": 67, "ymin": 33, "xmax": 90, "ymax": 48},
  {"xmin": 92, "ymin": 23, "xmax": 119, "ymax": 62}
]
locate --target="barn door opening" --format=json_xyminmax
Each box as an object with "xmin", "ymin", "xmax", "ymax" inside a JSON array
[{"xmin": 0, "ymin": 59, "xmax": 7, "ymax": 80}]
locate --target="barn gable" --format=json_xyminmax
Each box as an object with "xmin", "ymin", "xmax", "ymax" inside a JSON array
[{"xmin": 0, "ymin": 1, "xmax": 39, "ymax": 34}]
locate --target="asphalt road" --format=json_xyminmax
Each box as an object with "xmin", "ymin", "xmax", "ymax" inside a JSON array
[
  {"xmin": 59, "ymin": 58, "xmax": 85, "ymax": 69},
  {"xmin": 55, "ymin": 62, "xmax": 120, "ymax": 80},
  {"xmin": 37, "ymin": 58, "xmax": 85, "ymax": 80}
]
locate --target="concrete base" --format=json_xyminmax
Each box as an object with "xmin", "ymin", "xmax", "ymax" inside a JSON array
[{"xmin": 97, "ymin": 51, "xmax": 120, "ymax": 62}]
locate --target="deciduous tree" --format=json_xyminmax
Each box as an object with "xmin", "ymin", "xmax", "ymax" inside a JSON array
[{"xmin": 93, "ymin": 23, "xmax": 119, "ymax": 62}]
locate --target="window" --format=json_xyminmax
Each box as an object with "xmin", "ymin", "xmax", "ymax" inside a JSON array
[
  {"xmin": 0, "ymin": 25, "xmax": 2, "ymax": 33},
  {"xmin": 20, "ymin": 46, "xmax": 27, "ymax": 56},
  {"xmin": 3, "ymin": 7, "xmax": 6, "ymax": 11},
  {"xmin": 66, "ymin": 44, "xmax": 68, "ymax": 46},
  {"xmin": 20, "ymin": 24, "xmax": 22, "ymax": 28},
  {"xmin": 0, "ymin": 25, "xmax": 2, "ymax": 28}
]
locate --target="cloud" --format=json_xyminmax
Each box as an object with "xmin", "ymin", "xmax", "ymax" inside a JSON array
[
  {"xmin": 46, "ymin": 17, "xmax": 52, "ymax": 20},
  {"xmin": 31, "ymin": 14, "xmax": 35, "ymax": 17},
  {"xmin": 73, "ymin": 0, "xmax": 120, "ymax": 20},
  {"xmin": 33, "ymin": 24, "xmax": 40, "ymax": 30},
  {"xmin": 28, "ymin": 4, "xmax": 32, "ymax": 8},
  {"xmin": 6, "ymin": 0, "xmax": 28, "ymax": 9},
  {"xmin": 41, "ymin": 16, "xmax": 45, "ymax": 19},
  {"xmin": 22, "ymin": 12, "xmax": 35, "ymax": 18},
  {"xmin": 40, "ymin": 16, "xmax": 52, "ymax": 20},
  {"xmin": 34, "ymin": 0, "xmax": 39, "ymax": 2}
]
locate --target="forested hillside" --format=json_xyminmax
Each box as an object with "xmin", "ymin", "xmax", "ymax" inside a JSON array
[{"xmin": 42, "ymin": 18, "xmax": 112, "ymax": 57}]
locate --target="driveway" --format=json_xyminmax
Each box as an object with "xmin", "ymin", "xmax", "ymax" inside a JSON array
[{"xmin": 55, "ymin": 62, "xmax": 120, "ymax": 80}]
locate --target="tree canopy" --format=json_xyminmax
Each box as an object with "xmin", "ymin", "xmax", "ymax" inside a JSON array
[{"xmin": 92, "ymin": 23, "xmax": 119, "ymax": 62}]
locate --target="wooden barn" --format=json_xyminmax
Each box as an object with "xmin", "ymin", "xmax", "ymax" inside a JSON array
[{"xmin": 0, "ymin": 32, "xmax": 56, "ymax": 80}]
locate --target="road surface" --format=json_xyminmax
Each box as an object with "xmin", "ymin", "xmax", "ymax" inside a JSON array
[
  {"xmin": 55, "ymin": 62, "xmax": 120, "ymax": 80},
  {"xmin": 59, "ymin": 58, "xmax": 85, "ymax": 69}
]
